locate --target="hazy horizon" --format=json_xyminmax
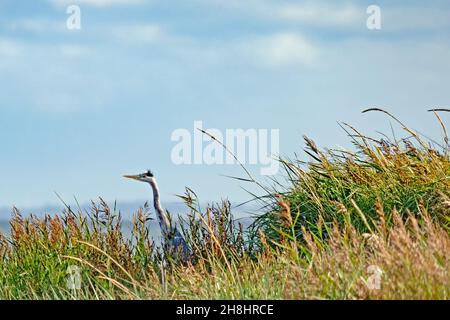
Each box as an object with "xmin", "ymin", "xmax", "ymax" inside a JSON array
[{"xmin": 0, "ymin": 199, "xmax": 255, "ymax": 245}]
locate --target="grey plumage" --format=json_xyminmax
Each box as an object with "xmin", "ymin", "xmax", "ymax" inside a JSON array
[{"xmin": 124, "ymin": 170, "xmax": 191, "ymax": 262}]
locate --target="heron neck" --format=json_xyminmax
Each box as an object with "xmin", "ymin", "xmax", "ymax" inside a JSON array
[{"xmin": 149, "ymin": 180, "xmax": 171, "ymax": 235}]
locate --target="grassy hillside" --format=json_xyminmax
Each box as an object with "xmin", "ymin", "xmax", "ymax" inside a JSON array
[{"xmin": 0, "ymin": 110, "xmax": 449, "ymax": 299}]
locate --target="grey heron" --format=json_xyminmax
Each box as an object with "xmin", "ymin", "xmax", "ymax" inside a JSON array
[{"xmin": 123, "ymin": 170, "xmax": 190, "ymax": 261}]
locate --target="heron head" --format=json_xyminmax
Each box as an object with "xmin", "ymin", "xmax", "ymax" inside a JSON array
[{"xmin": 123, "ymin": 170, "xmax": 155, "ymax": 183}]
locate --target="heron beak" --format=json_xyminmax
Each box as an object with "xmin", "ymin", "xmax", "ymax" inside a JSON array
[{"xmin": 123, "ymin": 174, "xmax": 141, "ymax": 181}]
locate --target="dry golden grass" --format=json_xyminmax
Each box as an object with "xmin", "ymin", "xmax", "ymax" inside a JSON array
[{"xmin": 0, "ymin": 198, "xmax": 448, "ymax": 299}]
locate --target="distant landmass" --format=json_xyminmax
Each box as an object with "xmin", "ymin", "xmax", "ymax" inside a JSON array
[{"xmin": 0, "ymin": 200, "xmax": 257, "ymax": 243}]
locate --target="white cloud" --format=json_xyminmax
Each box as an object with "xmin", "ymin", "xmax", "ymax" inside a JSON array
[
  {"xmin": 113, "ymin": 24, "xmax": 165, "ymax": 44},
  {"xmin": 242, "ymin": 33, "xmax": 318, "ymax": 67},
  {"xmin": 203, "ymin": 0, "xmax": 450, "ymax": 32},
  {"xmin": 0, "ymin": 39, "xmax": 22, "ymax": 57},
  {"xmin": 59, "ymin": 44, "xmax": 91, "ymax": 58},
  {"xmin": 199, "ymin": 0, "xmax": 363, "ymax": 28},
  {"xmin": 275, "ymin": 3, "xmax": 361, "ymax": 27},
  {"xmin": 48, "ymin": 0, "xmax": 146, "ymax": 7},
  {"xmin": 0, "ymin": 38, "xmax": 23, "ymax": 71},
  {"xmin": 7, "ymin": 19, "xmax": 64, "ymax": 33}
]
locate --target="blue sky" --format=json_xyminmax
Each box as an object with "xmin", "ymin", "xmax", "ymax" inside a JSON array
[{"xmin": 1, "ymin": 0, "xmax": 450, "ymax": 208}]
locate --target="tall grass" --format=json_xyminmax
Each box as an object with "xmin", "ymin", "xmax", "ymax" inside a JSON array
[
  {"xmin": 251, "ymin": 109, "xmax": 450, "ymax": 245},
  {"xmin": 0, "ymin": 110, "xmax": 449, "ymax": 299},
  {"xmin": 1, "ymin": 200, "xmax": 448, "ymax": 299}
]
